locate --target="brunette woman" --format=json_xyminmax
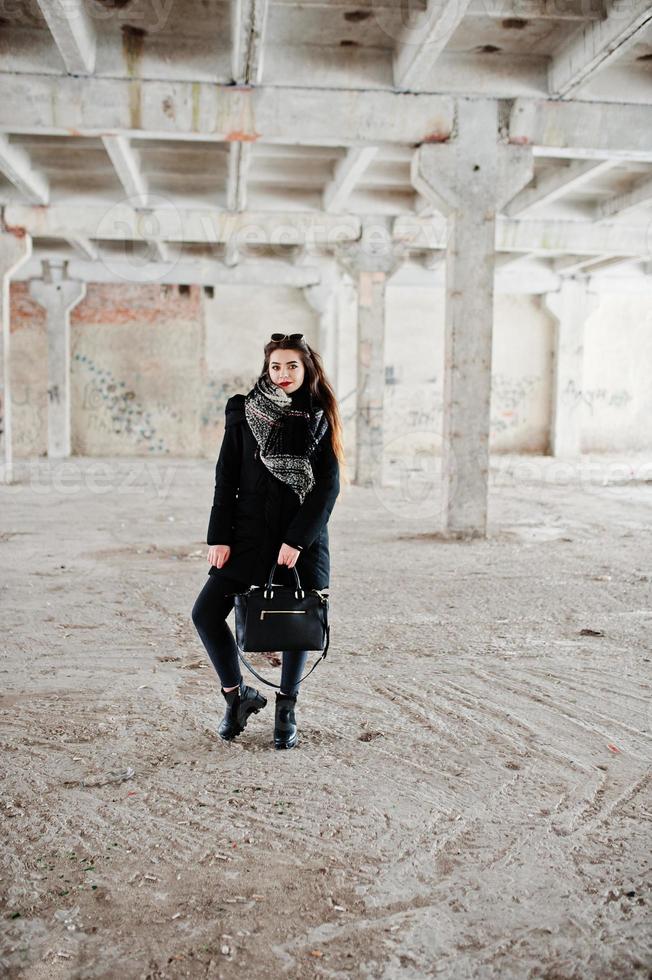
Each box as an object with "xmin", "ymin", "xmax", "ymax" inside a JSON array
[{"xmin": 191, "ymin": 332, "xmax": 345, "ymax": 749}]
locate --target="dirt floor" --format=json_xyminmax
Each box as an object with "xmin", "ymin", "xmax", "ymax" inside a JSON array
[{"xmin": 1, "ymin": 452, "xmax": 651, "ymax": 979}]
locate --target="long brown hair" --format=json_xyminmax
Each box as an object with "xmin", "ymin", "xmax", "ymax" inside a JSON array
[{"xmin": 260, "ymin": 336, "xmax": 349, "ymax": 485}]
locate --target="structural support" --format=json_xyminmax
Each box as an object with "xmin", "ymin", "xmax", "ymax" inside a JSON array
[
  {"xmin": 29, "ymin": 262, "xmax": 86, "ymax": 459},
  {"xmin": 548, "ymin": 0, "xmax": 652, "ymax": 98},
  {"xmin": 35, "ymin": 0, "xmax": 97, "ymax": 75},
  {"xmin": 393, "ymin": 0, "xmax": 473, "ymax": 90},
  {"xmin": 336, "ymin": 219, "xmax": 406, "ymax": 487},
  {"xmin": 413, "ymin": 100, "xmax": 533, "ymax": 536},
  {"xmin": 0, "ymin": 229, "xmax": 32, "ymax": 484},
  {"xmin": 231, "ymin": 0, "xmax": 270, "ymax": 84},
  {"xmin": 303, "ymin": 260, "xmax": 342, "ymax": 392},
  {"xmin": 543, "ymin": 278, "xmax": 598, "ymax": 458}
]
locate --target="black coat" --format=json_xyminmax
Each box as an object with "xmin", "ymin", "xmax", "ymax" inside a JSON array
[{"xmin": 205, "ymin": 394, "xmax": 340, "ymax": 590}]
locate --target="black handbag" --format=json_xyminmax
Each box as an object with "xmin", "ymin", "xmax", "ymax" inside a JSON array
[{"xmin": 232, "ymin": 561, "xmax": 330, "ymax": 690}]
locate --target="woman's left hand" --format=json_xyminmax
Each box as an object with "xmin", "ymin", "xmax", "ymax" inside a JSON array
[{"xmin": 277, "ymin": 542, "xmax": 301, "ymax": 568}]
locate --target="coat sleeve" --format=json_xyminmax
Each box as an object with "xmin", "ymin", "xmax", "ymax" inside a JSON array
[
  {"xmin": 206, "ymin": 398, "xmax": 243, "ymax": 546},
  {"xmin": 282, "ymin": 430, "xmax": 340, "ymax": 552}
]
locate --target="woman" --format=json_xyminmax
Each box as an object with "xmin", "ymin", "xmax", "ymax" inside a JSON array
[{"xmin": 191, "ymin": 332, "xmax": 346, "ymax": 749}]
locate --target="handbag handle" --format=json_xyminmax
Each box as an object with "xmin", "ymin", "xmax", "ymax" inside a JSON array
[
  {"xmin": 264, "ymin": 561, "xmax": 304, "ymax": 599},
  {"xmin": 237, "ymin": 625, "xmax": 330, "ymax": 690}
]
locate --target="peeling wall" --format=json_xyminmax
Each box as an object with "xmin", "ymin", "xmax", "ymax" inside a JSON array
[{"xmin": 70, "ymin": 283, "xmax": 204, "ymax": 457}]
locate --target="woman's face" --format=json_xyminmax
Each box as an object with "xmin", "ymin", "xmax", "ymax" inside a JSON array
[{"xmin": 268, "ymin": 348, "xmax": 305, "ymax": 394}]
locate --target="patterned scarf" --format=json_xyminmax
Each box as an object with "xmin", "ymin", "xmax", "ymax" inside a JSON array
[{"xmin": 244, "ymin": 373, "xmax": 329, "ymax": 503}]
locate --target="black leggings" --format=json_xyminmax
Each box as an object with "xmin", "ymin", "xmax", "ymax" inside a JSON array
[{"xmin": 191, "ymin": 575, "xmax": 309, "ymax": 698}]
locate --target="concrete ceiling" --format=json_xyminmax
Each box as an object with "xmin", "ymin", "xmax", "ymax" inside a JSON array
[{"xmin": 1, "ymin": 0, "xmax": 651, "ymax": 287}]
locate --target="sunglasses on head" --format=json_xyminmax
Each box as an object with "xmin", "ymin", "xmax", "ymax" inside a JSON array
[{"xmin": 271, "ymin": 333, "xmax": 304, "ymax": 342}]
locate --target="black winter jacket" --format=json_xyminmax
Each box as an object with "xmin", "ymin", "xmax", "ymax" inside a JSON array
[{"xmin": 205, "ymin": 393, "xmax": 340, "ymax": 590}]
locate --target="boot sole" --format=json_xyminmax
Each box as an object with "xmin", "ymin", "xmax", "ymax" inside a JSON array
[
  {"xmin": 218, "ymin": 704, "xmax": 265, "ymax": 741},
  {"xmin": 274, "ymin": 734, "xmax": 298, "ymax": 750}
]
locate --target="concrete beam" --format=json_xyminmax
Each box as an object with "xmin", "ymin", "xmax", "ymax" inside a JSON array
[
  {"xmin": 0, "ymin": 76, "xmax": 455, "ymax": 146},
  {"xmin": 35, "ymin": 0, "xmax": 97, "ymax": 75},
  {"xmin": 393, "ymin": 0, "xmax": 473, "ymax": 91},
  {"xmin": 7, "ymin": 204, "xmax": 652, "ymax": 262},
  {"xmin": 231, "ymin": 0, "xmax": 270, "ymax": 84},
  {"xmin": 277, "ymin": 0, "xmax": 600, "ymax": 17},
  {"xmin": 0, "ymin": 77, "xmax": 650, "ymax": 156},
  {"xmin": 15, "ymin": 256, "xmax": 323, "ymax": 288},
  {"xmin": 102, "ymin": 136, "xmax": 147, "ymax": 202},
  {"xmin": 5, "ymin": 204, "xmax": 362, "ymax": 246},
  {"xmin": 394, "ymin": 213, "xmax": 652, "ymax": 259},
  {"xmin": 504, "ymin": 159, "xmax": 618, "ymax": 217},
  {"xmin": 596, "ymin": 172, "xmax": 652, "ymax": 222},
  {"xmin": 548, "ymin": 0, "xmax": 652, "ymax": 99},
  {"xmin": 323, "ymin": 147, "xmax": 378, "ymax": 213},
  {"xmin": 552, "ymin": 254, "xmax": 621, "ymax": 276},
  {"xmin": 65, "ymin": 236, "xmax": 98, "ymax": 261},
  {"xmin": 508, "ymin": 98, "xmax": 652, "ymax": 159},
  {"xmin": 226, "ymin": 142, "xmax": 252, "ymax": 212},
  {"xmin": 0, "ymin": 134, "xmax": 49, "ymax": 205},
  {"xmin": 0, "ymin": 229, "xmax": 32, "ymax": 484}
]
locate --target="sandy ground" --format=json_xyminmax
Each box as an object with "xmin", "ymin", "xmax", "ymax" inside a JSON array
[{"xmin": 1, "ymin": 452, "xmax": 651, "ymax": 980}]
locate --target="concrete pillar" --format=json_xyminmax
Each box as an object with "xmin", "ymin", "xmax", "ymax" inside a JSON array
[
  {"xmin": 0, "ymin": 228, "xmax": 32, "ymax": 484},
  {"xmin": 412, "ymin": 100, "xmax": 534, "ymax": 536},
  {"xmin": 29, "ymin": 261, "xmax": 86, "ymax": 459},
  {"xmin": 543, "ymin": 278, "xmax": 598, "ymax": 458},
  {"xmin": 303, "ymin": 261, "xmax": 342, "ymax": 393},
  {"xmin": 335, "ymin": 218, "xmax": 406, "ymax": 486}
]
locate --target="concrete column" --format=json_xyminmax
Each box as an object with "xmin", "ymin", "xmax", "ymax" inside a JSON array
[
  {"xmin": 0, "ymin": 229, "xmax": 32, "ymax": 484},
  {"xmin": 543, "ymin": 278, "xmax": 598, "ymax": 458},
  {"xmin": 29, "ymin": 261, "xmax": 86, "ymax": 459},
  {"xmin": 413, "ymin": 100, "xmax": 534, "ymax": 536},
  {"xmin": 335, "ymin": 218, "xmax": 406, "ymax": 486},
  {"xmin": 303, "ymin": 261, "xmax": 342, "ymax": 393}
]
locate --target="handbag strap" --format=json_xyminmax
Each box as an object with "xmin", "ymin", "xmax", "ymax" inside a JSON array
[{"xmin": 236, "ymin": 624, "xmax": 330, "ymax": 690}]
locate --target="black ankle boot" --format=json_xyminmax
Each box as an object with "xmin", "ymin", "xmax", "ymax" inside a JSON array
[
  {"xmin": 274, "ymin": 691, "xmax": 298, "ymax": 750},
  {"xmin": 218, "ymin": 680, "xmax": 267, "ymax": 741}
]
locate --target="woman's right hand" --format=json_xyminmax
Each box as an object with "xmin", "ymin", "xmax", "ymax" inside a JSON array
[{"xmin": 208, "ymin": 544, "xmax": 231, "ymax": 569}]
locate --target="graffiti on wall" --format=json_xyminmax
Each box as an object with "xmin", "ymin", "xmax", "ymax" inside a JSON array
[
  {"xmin": 491, "ymin": 374, "xmax": 540, "ymax": 434},
  {"xmin": 563, "ymin": 379, "xmax": 633, "ymax": 414},
  {"xmin": 202, "ymin": 374, "xmax": 256, "ymax": 428},
  {"xmin": 75, "ymin": 353, "xmax": 167, "ymax": 453}
]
